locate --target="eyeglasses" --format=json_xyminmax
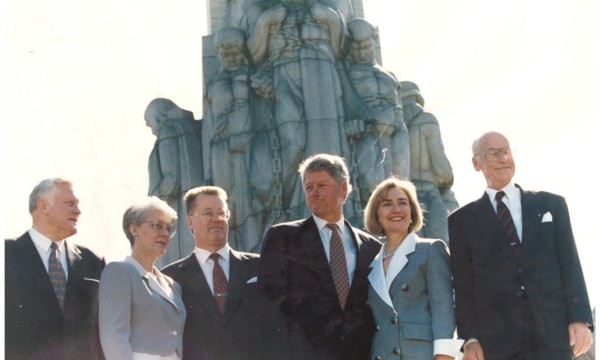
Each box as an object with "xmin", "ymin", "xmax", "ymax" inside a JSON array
[
  {"xmin": 478, "ymin": 147, "xmax": 513, "ymax": 162},
  {"xmin": 143, "ymin": 220, "xmax": 176, "ymax": 237},
  {"xmin": 189, "ymin": 209, "xmax": 231, "ymax": 221}
]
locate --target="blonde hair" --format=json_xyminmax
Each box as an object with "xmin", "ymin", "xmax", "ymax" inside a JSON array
[{"xmin": 364, "ymin": 178, "xmax": 423, "ymax": 236}]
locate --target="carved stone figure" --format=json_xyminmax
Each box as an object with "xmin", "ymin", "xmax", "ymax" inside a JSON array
[
  {"xmin": 204, "ymin": 27, "xmax": 267, "ymax": 251},
  {"xmin": 145, "ymin": 98, "xmax": 203, "ymax": 265},
  {"xmin": 401, "ymin": 81, "xmax": 455, "ymax": 242},
  {"xmin": 245, "ymin": 0, "xmax": 348, "ymax": 218},
  {"xmin": 344, "ymin": 19, "xmax": 410, "ymax": 205}
]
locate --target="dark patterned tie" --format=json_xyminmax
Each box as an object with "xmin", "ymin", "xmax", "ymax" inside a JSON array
[
  {"xmin": 49, "ymin": 242, "xmax": 67, "ymax": 310},
  {"xmin": 495, "ymin": 191, "xmax": 521, "ymax": 255},
  {"xmin": 326, "ymin": 223, "xmax": 350, "ymax": 309},
  {"xmin": 209, "ymin": 253, "xmax": 228, "ymax": 314}
]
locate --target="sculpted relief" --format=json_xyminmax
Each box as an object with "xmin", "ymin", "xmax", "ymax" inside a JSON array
[{"xmin": 146, "ymin": 2, "xmax": 457, "ymax": 252}]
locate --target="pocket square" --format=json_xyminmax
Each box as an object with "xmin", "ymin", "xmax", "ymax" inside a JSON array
[
  {"xmin": 541, "ymin": 212, "xmax": 553, "ymax": 222},
  {"xmin": 246, "ymin": 276, "xmax": 257, "ymax": 284},
  {"xmin": 83, "ymin": 277, "xmax": 100, "ymax": 283}
]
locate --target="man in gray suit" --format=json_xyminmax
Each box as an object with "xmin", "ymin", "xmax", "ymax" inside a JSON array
[
  {"xmin": 162, "ymin": 186, "xmax": 262, "ymax": 360},
  {"xmin": 5, "ymin": 178, "xmax": 105, "ymax": 359}
]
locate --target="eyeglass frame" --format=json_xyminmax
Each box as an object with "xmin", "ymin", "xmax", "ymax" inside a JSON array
[
  {"xmin": 477, "ymin": 147, "xmax": 513, "ymax": 162},
  {"xmin": 189, "ymin": 208, "xmax": 231, "ymax": 221},
  {"xmin": 143, "ymin": 219, "xmax": 176, "ymax": 237}
]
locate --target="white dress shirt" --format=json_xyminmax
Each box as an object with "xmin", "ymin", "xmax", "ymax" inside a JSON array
[
  {"xmin": 313, "ymin": 215, "xmax": 357, "ymax": 284},
  {"xmin": 29, "ymin": 228, "xmax": 69, "ymax": 279},
  {"xmin": 485, "ymin": 182, "xmax": 523, "ymax": 242},
  {"xmin": 194, "ymin": 244, "xmax": 231, "ymax": 295}
]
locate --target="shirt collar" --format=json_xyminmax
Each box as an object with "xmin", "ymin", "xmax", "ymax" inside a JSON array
[
  {"xmin": 485, "ymin": 182, "xmax": 519, "ymax": 204},
  {"xmin": 313, "ymin": 214, "xmax": 345, "ymax": 232},
  {"xmin": 124, "ymin": 255, "xmax": 159, "ymax": 278},
  {"xmin": 194, "ymin": 243, "xmax": 231, "ymax": 265},
  {"xmin": 29, "ymin": 228, "xmax": 66, "ymax": 253}
]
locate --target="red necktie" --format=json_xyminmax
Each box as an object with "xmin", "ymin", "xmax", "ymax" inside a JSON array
[
  {"xmin": 209, "ymin": 253, "xmax": 228, "ymax": 314},
  {"xmin": 49, "ymin": 242, "xmax": 67, "ymax": 310},
  {"xmin": 495, "ymin": 191, "xmax": 521, "ymax": 255},
  {"xmin": 326, "ymin": 223, "xmax": 350, "ymax": 309}
]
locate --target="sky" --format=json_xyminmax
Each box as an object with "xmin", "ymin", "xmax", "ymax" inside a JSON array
[{"xmin": 2, "ymin": 0, "xmax": 598, "ymax": 314}]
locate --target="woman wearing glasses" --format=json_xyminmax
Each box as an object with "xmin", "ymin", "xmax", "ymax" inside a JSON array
[{"xmin": 99, "ymin": 196, "xmax": 186, "ymax": 360}]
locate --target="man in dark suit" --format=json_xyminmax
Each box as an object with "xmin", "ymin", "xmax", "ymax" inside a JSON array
[
  {"xmin": 259, "ymin": 153, "xmax": 382, "ymax": 360},
  {"xmin": 5, "ymin": 178, "xmax": 106, "ymax": 360},
  {"xmin": 162, "ymin": 186, "xmax": 262, "ymax": 360},
  {"xmin": 449, "ymin": 131, "xmax": 594, "ymax": 360}
]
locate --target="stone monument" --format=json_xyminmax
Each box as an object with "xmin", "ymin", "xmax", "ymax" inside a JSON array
[
  {"xmin": 145, "ymin": 98, "xmax": 203, "ymax": 265},
  {"xmin": 146, "ymin": 0, "xmax": 458, "ymax": 254}
]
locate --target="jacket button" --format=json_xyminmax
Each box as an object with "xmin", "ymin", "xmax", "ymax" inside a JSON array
[
  {"xmin": 391, "ymin": 317, "xmax": 398, "ymax": 324},
  {"xmin": 376, "ymin": 325, "xmax": 380, "ymax": 331},
  {"xmin": 170, "ymin": 330, "xmax": 178, "ymax": 336},
  {"xmin": 401, "ymin": 284, "xmax": 409, "ymax": 291},
  {"xmin": 376, "ymin": 356, "xmax": 383, "ymax": 360},
  {"xmin": 393, "ymin": 347, "xmax": 400, "ymax": 354}
]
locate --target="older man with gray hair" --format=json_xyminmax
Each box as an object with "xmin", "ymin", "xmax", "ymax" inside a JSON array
[{"xmin": 5, "ymin": 178, "xmax": 105, "ymax": 359}]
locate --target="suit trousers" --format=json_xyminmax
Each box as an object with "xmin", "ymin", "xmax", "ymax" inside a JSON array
[{"xmin": 502, "ymin": 296, "xmax": 573, "ymax": 360}]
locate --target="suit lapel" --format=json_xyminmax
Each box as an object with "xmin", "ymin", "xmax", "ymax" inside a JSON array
[
  {"xmin": 473, "ymin": 193, "xmax": 511, "ymax": 252},
  {"xmin": 179, "ymin": 255, "xmax": 224, "ymax": 322},
  {"xmin": 368, "ymin": 250, "xmax": 395, "ymax": 311},
  {"xmin": 20, "ymin": 234, "xmax": 63, "ymax": 314},
  {"xmin": 519, "ymin": 188, "xmax": 544, "ymax": 257},
  {"xmin": 148, "ymin": 271, "xmax": 183, "ymax": 314},
  {"xmin": 63, "ymin": 241, "xmax": 83, "ymax": 315},
  {"xmin": 222, "ymin": 250, "xmax": 250, "ymax": 322}
]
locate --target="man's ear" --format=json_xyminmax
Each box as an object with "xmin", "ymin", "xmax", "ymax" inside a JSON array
[{"xmin": 472, "ymin": 156, "xmax": 482, "ymax": 172}]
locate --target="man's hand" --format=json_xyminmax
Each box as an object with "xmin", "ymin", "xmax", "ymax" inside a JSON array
[
  {"xmin": 462, "ymin": 341, "xmax": 485, "ymax": 360},
  {"xmin": 569, "ymin": 322, "xmax": 592, "ymax": 357}
]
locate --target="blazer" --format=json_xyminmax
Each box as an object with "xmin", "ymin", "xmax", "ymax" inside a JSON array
[
  {"xmin": 161, "ymin": 249, "xmax": 262, "ymax": 360},
  {"xmin": 258, "ymin": 216, "xmax": 382, "ymax": 360},
  {"xmin": 368, "ymin": 233, "xmax": 459, "ymax": 360},
  {"xmin": 449, "ymin": 186, "xmax": 593, "ymax": 359},
  {"xmin": 5, "ymin": 232, "xmax": 106, "ymax": 360},
  {"xmin": 99, "ymin": 258, "xmax": 186, "ymax": 360}
]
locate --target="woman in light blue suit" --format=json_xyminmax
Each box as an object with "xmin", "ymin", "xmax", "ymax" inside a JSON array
[
  {"xmin": 100, "ymin": 197, "xmax": 186, "ymax": 360},
  {"xmin": 364, "ymin": 178, "xmax": 462, "ymax": 360}
]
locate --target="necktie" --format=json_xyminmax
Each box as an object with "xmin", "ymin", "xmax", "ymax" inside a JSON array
[
  {"xmin": 48, "ymin": 242, "xmax": 67, "ymax": 310},
  {"xmin": 495, "ymin": 191, "xmax": 521, "ymax": 255},
  {"xmin": 209, "ymin": 253, "xmax": 228, "ymax": 314},
  {"xmin": 326, "ymin": 223, "xmax": 350, "ymax": 309}
]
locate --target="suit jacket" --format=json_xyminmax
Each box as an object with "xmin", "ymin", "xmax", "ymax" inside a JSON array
[
  {"xmin": 5, "ymin": 232, "xmax": 106, "ymax": 360},
  {"xmin": 258, "ymin": 217, "xmax": 382, "ymax": 360},
  {"xmin": 99, "ymin": 259, "xmax": 186, "ymax": 360},
  {"xmin": 162, "ymin": 249, "xmax": 262, "ymax": 360},
  {"xmin": 449, "ymin": 186, "xmax": 593, "ymax": 359},
  {"xmin": 368, "ymin": 233, "xmax": 458, "ymax": 360}
]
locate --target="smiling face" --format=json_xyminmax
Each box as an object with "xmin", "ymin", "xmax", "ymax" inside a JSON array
[
  {"xmin": 303, "ymin": 170, "xmax": 347, "ymax": 222},
  {"xmin": 130, "ymin": 209, "xmax": 173, "ymax": 262},
  {"xmin": 187, "ymin": 194, "xmax": 229, "ymax": 252},
  {"xmin": 472, "ymin": 132, "xmax": 516, "ymax": 190},
  {"xmin": 37, "ymin": 183, "xmax": 81, "ymax": 241},
  {"xmin": 377, "ymin": 187, "xmax": 412, "ymax": 239}
]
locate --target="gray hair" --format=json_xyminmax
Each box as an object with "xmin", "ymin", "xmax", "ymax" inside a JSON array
[
  {"xmin": 29, "ymin": 178, "xmax": 73, "ymax": 214},
  {"xmin": 122, "ymin": 196, "xmax": 177, "ymax": 246},
  {"xmin": 472, "ymin": 131, "xmax": 508, "ymax": 155},
  {"xmin": 298, "ymin": 154, "xmax": 353, "ymax": 197}
]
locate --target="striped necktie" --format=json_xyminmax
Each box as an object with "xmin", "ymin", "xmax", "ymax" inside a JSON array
[{"xmin": 495, "ymin": 191, "xmax": 521, "ymax": 255}]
